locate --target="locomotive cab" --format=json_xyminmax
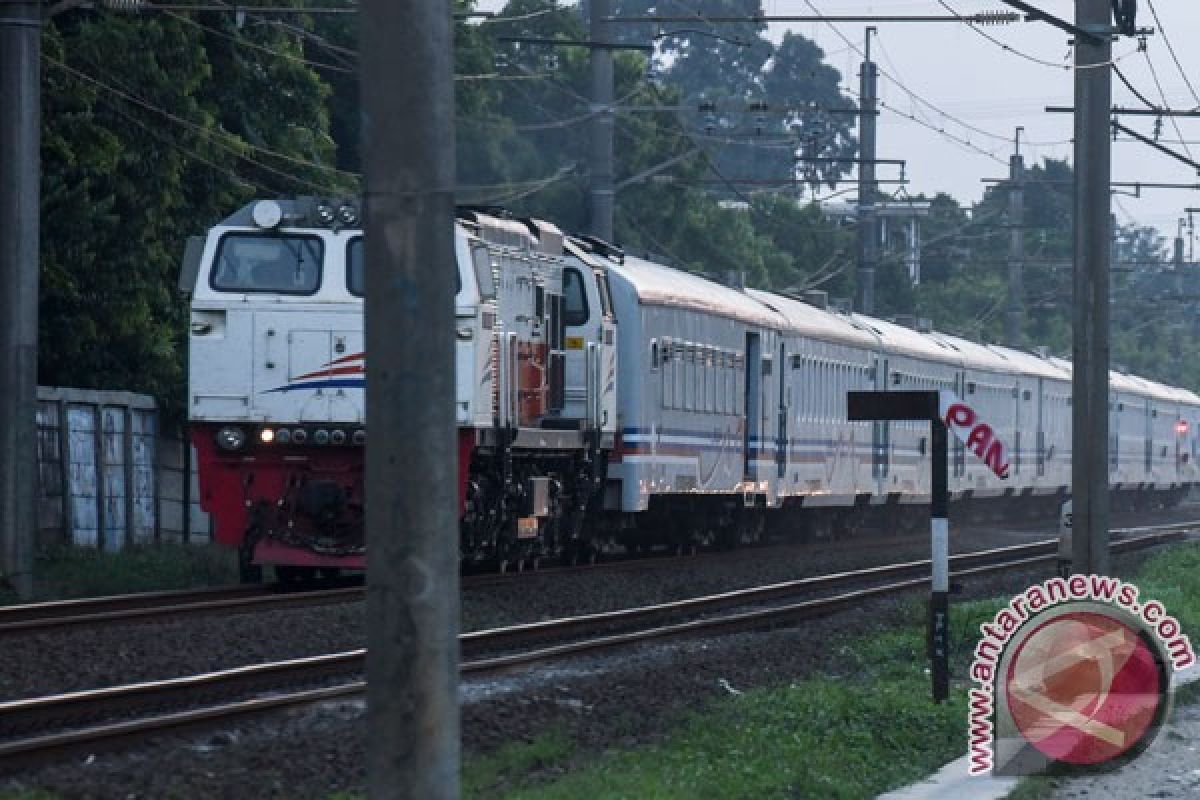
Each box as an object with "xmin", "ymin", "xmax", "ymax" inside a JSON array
[{"xmin": 184, "ymin": 198, "xmax": 496, "ymax": 578}]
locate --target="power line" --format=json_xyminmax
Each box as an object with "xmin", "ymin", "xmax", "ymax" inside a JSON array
[
  {"xmin": 1140, "ymin": 47, "xmax": 1196, "ymax": 163},
  {"xmin": 44, "ymin": 55, "xmax": 355, "ymax": 190},
  {"xmin": 1113, "ymin": 63, "xmax": 1159, "ymax": 112},
  {"xmin": 1143, "ymin": 0, "xmax": 1200, "ymax": 110},
  {"xmin": 801, "ymin": 0, "xmax": 1070, "ymax": 150}
]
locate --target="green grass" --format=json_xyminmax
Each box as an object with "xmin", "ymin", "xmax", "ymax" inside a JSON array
[
  {"xmin": 0, "ymin": 542, "xmax": 238, "ymax": 605},
  {"xmin": 465, "ymin": 730, "xmax": 576, "ymax": 797},
  {"xmin": 462, "ymin": 607, "xmax": 1006, "ymax": 800},
  {"xmin": 467, "ymin": 543, "xmax": 1200, "ymax": 800}
]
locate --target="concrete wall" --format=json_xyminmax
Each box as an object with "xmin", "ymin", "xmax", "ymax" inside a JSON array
[{"xmin": 35, "ymin": 387, "xmax": 211, "ymax": 550}]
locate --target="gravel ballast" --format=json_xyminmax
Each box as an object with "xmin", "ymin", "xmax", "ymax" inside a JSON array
[{"xmin": 0, "ymin": 507, "xmax": 1194, "ymax": 798}]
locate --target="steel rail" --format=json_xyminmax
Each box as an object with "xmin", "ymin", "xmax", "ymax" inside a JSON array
[
  {"xmin": 0, "ymin": 527, "xmax": 1187, "ymax": 769},
  {"xmin": 0, "ymin": 585, "xmax": 364, "ymax": 636},
  {"xmin": 3, "ymin": 519, "xmax": 1195, "ymax": 637}
]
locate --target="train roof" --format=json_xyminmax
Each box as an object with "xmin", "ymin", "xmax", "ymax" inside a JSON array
[
  {"xmin": 927, "ymin": 332, "xmax": 1018, "ymax": 378},
  {"xmin": 849, "ymin": 314, "xmax": 962, "ymax": 366},
  {"xmin": 744, "ymin": 289, "xmax": 879, "ymax": 349},
  {"xmin": 984, "ymin": 344, "xmax": 1071, "ymax": 382},
  {"xmin": 605, "ymin": 255, "xmax": 785, "ymax": 328}
]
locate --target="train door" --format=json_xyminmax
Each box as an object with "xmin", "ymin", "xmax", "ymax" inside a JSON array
[
  {"xmin": 1144, "ymin": 399, "xmax": 1153, "ymax": 475},
  {"xmin": 1012, "ymin": 381, "xmax": 1022, "ymax": 478},
  {"xmin": 1036, "ymin": 378, "xmax": 1046, "ymax": 477},
  {"xmin": 1110, "ymin": 393, "xmax": 1121, "ymax": 478},
  {"xmin": 872, "ymin": 355, "xmax": 889, "ymax": 481},
  {"xmin": 561, "ymin": 264, "xmax": 594, "ymax": 420},
  {"xmin": 776, "ymin": 341, "xmax": 788, "ymax": 478},
  {"xmin": 744, "ymin": 332, "xmax": 762, "ymax": 481},
  {"xmin": 953, "ymin": 372, "xmax": 966, "ymax": 479}
]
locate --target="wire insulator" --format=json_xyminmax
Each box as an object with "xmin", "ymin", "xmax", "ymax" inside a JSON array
[
  {"xmin": 970, "ymin": 11, "xmax": 1020, "ymax": 26},
  {"xmin": 100, "ymin": 0, "xmax": 146, "ymax": 12}
]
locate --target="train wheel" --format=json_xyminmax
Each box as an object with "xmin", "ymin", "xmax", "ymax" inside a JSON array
[
  {"xmin": 238, "ymin": 548, "xmax": 263, "ymax": 584},
  {"xmin": 276, "ymin": 566, "xmax": 316, "ymax": 585}
]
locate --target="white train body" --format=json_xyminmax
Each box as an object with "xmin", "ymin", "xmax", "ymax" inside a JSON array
[{"xmin": 185, "ymin": 198, "xmax": 1200, "ymax": 575}]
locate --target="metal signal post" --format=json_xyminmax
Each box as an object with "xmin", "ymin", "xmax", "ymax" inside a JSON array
[{"xmin": 849, "ymin": 390, "xmax": 949, "ymax": 702}]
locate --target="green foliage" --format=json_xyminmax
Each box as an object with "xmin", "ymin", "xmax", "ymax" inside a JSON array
[
  {"xmin": 40, "ymin": 4, "xmax": 347, "ymax": 420},
  {"xmin": 0, "ymin": 543, "xmax": 238, "ymax": 605},
  {"xmin": 477, "ymin": 623, "xmax": 968, "ymax": 800},
  {"xmin": 41, "ymin": 0, "xmax": 1200, "ymax": 416}
]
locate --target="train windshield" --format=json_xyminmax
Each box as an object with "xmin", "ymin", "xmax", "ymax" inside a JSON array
[
  {"xmin": 346, "ymin": 236, "xmax": 462, "ymax": 297},
  {"xmin": 211, "ymin": 233, "xmax": 322, "ymax": 294}
]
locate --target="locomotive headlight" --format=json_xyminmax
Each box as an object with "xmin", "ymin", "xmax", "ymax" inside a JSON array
[
  {"xmin": 251, "ymin": 199, "xmax": 283, "ymax": 229},
  {"xmin": 291, "ymin": 428, "xmax": 308, "ymax": 444},
  {"xmin": 259, "ymin": 428, "xmax": 275, "ymax": 444},
  {"xmin": 314, "ymin": 429, "xmax": 331, "ymax": 445},
  {"xmin": 275, "ymin": 428, "xmax": 291, "ymax": 445},
  {"xmin": 337, "ymin": 204, "xmax": 358, "ymax": 226},
  {"xmin": 316, "ymin": 204, "xmax": 335, "ymax": 225},
  {"xmin": 215, "ymin": 426, "xmax": 247, "ymax": 452},
  {"xmin": 352, "ymin": 429, "xmax": 366, "ymax": 446},
  {"xmin": 331, "ymin": 429, "xmax": 346, "ymax": 445}
]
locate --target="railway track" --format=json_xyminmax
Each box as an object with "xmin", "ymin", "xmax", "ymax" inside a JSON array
[
  {"xmin": 0, "ymin": 524, "xmax": 1189, "ymax": 770},
  {"xmin": 0, "ymin": 532, "xmax": 950, "ymax": 635}
]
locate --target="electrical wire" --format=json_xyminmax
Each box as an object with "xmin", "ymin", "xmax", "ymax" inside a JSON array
[
  {"xmin": 800, "ymin": 0, "xmax": 1070, "ymax": 151},
  {"xmin": 166, "ymin": 10, "xmax": 353, "ymax": 74},
  {"xmin": 44, "ymin": 55, "xmax": 356, "ymax": 191},
  {"xmin": 1140, "ymin": 47, "xmax": 1195, "ymax": 163},
  {"xmin": 1113, "ymin": 63, "xmax": 1160, "ymax": 112},
  {"xmin": 1143, "ymin": 0, "xmax": 1200, "ymax": 110}
]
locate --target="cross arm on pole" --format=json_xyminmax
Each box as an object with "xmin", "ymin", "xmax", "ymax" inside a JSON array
[{"xmin": 1000, "ymin": 0, "xmax": 1105, "ymax": 42}]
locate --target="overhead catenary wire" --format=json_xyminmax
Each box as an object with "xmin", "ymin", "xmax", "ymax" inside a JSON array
[
  {"xmin": 1143, "ymin": 0, "xmax": 1200, "ymax": 110},
  {"xmin": 800, "ymin": 0, "xmax": 1070, "ymax": 152},
  {"xmin": 1140, "ymin": 47, "xmax": 1196, "ymax": 164}
]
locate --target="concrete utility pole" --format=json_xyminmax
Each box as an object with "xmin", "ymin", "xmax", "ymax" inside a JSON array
[
  {"xmin": 0, "ymin": 0, "xmax": 41, "ymax": 599},
  {"xmin": 589, "ymin": 0, "xmax": 615, "ymax": 241},
  {"xmin": 1006, "ymin": 127, "xmax": 1025, "ymax": 348},
  {"xmin": 360, "ymin": 1, "xmax": 459, "ymax": 797},
  {"xmin": 1072, "ymin": 0, "xmax": 1112, "ymax": 577},
  {"xmin": 857, "ymin": 27, "xmax": 878, "ymax": 315}
]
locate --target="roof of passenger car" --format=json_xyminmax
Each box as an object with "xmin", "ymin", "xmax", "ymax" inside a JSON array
[
  {"xmin": 984, "ymin": 344, "xmax": 1071, "ymax": 382},
  {"xmin": 849, "ymin": 314, "xmax": 962, "ymax": 366},
  {"xmin": 927, "ymin": 332, "xmax": 1016, "ymax": 377},
  {"xmin": 604, "ymin": 255, "xmax": 785, "ymax": 328},
  {"xmin": 745, "ymin": 289, "xmax": 879, "ymax": 350}
]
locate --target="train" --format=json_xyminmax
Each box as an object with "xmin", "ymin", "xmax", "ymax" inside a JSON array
[{"xmin": 182, "ymin": 197, "xmax": 1200, "ymax": 581}]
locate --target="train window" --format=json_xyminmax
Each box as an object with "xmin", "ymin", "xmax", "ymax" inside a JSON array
[
  {"xmin": 346, "ymin": 237, "xmax": 461, "ymax": 297},
  {"xmin": 708, "ymin": 350, "xmax": 717, "ymax": 412},
  {"xmin": 594, "ymin": 270, "xmax": 614, "ymax": 317},
  {"xmin": 347, "ymin": 238, "xmax": 363, "ymax": 295},
  {"xmin": 212, "ymin": 233, "xmax": 323, "ymax": 295},
  {"xmin": 563, "ymin": 268, "xmax": 589, "ymax": 326}
]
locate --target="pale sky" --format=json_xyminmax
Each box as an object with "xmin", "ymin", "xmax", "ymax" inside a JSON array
[{"xmin": 479, "ymin": 1, "xmax": 1200, "ymax": 240}]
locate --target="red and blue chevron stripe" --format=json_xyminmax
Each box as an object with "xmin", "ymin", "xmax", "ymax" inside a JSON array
[{"xmin": 267, "ymin": 352, "xmax": 365, "ymax": 393}]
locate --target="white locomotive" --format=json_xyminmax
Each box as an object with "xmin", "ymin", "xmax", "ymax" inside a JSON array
[{"xmin": 183, "ymin": 198, "xmax": 1200, "ymax": 579}]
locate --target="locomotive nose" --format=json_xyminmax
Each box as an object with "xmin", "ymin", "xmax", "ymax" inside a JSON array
[{"xmin": 297, "ymin": 480, "xmax": 347, "ymax": 522}]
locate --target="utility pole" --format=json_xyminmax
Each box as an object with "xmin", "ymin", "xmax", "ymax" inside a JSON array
[
  {"xmin": 1072, "ymin": 0, "xmax": 1112, "ymax": 577},
  {"xmin": 857, "ymin": 27, "xmax": 878, "ymax": 315},
  {"xmin": 589, "ymin": 0, "xmax": 615, "ymax": 241},
  {"xmin": 0, "ymin": 0, "xmax": 41, "ymax": 599},
  {"xmin": 1006, "ymin": 127, "xmax": 1025, "ymax": 348},
  {"xmin": 361, "ymin": 0, "xmax": 459, "ymax": 797}
]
